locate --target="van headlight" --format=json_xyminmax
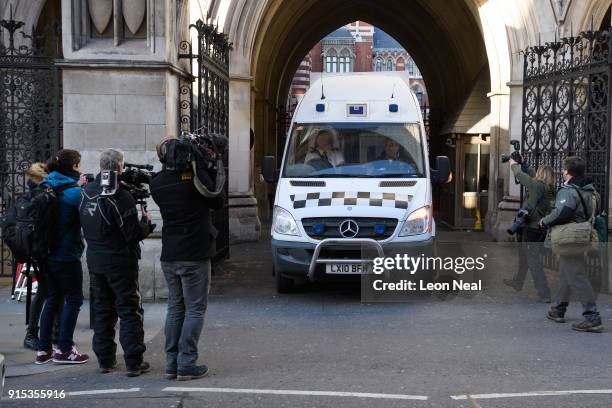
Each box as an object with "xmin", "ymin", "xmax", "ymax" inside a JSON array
[
  {"xmin": 399, "ymin": 206, "xmax": 431, "ymax": 236},
  {"xmin": 272, "ymin": 206, "xmax": 301, "ymax": 236}
]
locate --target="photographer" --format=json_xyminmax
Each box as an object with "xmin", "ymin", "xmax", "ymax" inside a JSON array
[
  {"xmin": 79, "ymin": 149, "xmax": 155, "ymax": 376},
  {"xmin": 150, "ymin": 137, "xmax": 223, "ymax": 381},
  {"xmin": 540, "ymin": 156, "xmax": 603, "ymax": 333},
  {"xmin": 503, "ymin": 155, "xmax": 555, "ymax": 303}
]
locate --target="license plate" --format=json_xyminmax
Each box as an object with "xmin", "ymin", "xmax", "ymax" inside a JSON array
[{"xmin": 326, "ymin": 263, "xmax": 370, "ymax": 274}]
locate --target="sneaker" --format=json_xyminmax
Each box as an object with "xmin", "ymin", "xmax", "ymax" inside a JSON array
[
  {"xmin": 177, "ymin": 365, "xmax": 209, "ymax": 381},
  {"xmin": 165, "ymin": 371, "xmax": 177, "ymax": 380},
  {"xmin": 35, "ymin": 350, "xmax": 53, "ymax": 365},
  {"xmin": 572, "ymin": 319, "xmax": 604, "ymax": 333},
  {"xmin": 53, "ymin": 346, "xmax": 90, "ymax": 364},
  {"xmin": 23, "ymin": 329, "xmax": 40, "ymax": 351},
  {"xmin": 547, "ymin": 309, "xmax": 565, "ymax": 323},
  {"xmin": 99, "ymin": 360, "xmax": 118, "ymax": 374},
  {"xmin": 503, "ymin": 279, "xmax": 522, "ymax": 292},
  {"xmin": 126, "ymin": 361, "xmax": 150, "ymax": 377}
]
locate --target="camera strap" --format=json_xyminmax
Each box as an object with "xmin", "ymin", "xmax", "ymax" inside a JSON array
[
  {"xmin": 192, "ymin": 159, "xmax": 226, "ymax": 198},
  {"xmin": 569, "ymin": 185, "xmax": 593, "ymax": 223}
]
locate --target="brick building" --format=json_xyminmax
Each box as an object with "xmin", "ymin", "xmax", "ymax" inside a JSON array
[{"xmin": 288, "ymin": 21, "xmax": 429, "ymax": 111}]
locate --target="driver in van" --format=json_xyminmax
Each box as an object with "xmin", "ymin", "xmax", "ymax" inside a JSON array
[
  {"xmin": 304, "ymin": 129, "xmax": 345, "ymax": 168},
  {"xmin": 378, "ymin": 138, "xmax": 403, "ymax": 160}
]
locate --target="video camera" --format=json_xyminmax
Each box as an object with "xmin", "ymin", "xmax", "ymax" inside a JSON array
[
  {"xmin": 162, "ymin": 130, "xmax": 227, "ymax": 173},
  {"xmin": 501, "ymin": 140, "xmax": 522, "ymax": 164},
  {"xmin": 507, "ymin": 208, "xmax": 530, "ymax": 235},
  {"xmin": 101, "ymin": 163, "xmax": 156, "ymax": 208}
]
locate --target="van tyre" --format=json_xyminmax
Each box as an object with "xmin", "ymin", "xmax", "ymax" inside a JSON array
[{"xmin": 274, "ymin": 268, "xmax": 298, "ymax": 293}]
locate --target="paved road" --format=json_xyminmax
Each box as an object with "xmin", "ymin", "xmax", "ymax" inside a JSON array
[{"xmin": 2, "ymin": 236, "xmax": 612, "ymax": 408}]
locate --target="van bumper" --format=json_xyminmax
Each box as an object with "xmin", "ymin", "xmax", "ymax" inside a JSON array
[{"xmin": 271, "ymin": 237, "xmax": 435, "ymax": 281}]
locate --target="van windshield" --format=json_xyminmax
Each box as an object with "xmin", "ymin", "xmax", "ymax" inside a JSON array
[{"xmin": 282, "ymin": 123, "xmax": 425, "ymax": 178}]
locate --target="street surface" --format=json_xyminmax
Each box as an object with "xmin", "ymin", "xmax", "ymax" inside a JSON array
[{"xmin": 2, "ymin": 231, "xmax": 612, "ymax": 408}]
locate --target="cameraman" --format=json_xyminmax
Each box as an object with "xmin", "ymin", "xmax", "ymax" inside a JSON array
[
  {"xmin": 503, "ymin": 156, "xmax": 555, "ymax": 303},
  {"xmin": 79, "ymin": 149, "xmax": 155, "ymax": 376},
  {"xmin": 150, "ymin": 137, "xmax": 223, "ymax": 381}
]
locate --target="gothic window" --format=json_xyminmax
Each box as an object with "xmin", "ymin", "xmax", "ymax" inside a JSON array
[
  {"xmin": 72, "ymin": 0, "xmax": 154, "ymax": 50},
  {"xmin": 326, "ymin": 49, "xmax": 338, "ymax": 72},
  {"xmin": 407, "ymin": 60, "xmax": 415, "ymax": 75},
  {"xmin": 396, "ymin": 57, "xmax": 405, "ymax": 70},
  {"xmin": 339, "ymin": 48, "xmax": 351, "ymax": 72},
  {"xmin": 375, "ymin": 58, "xmax": 383, "ymax": 72},
  {"xmin": 387, "ymin": 58, "xmax": 393, "ymax": 71}
]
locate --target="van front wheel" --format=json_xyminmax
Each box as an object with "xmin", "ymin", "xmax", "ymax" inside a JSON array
[{"xmin": 274, "ymin": 267, "xmax": 298, "ymax": 293}]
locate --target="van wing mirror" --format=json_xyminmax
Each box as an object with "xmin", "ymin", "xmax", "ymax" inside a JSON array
[
  {"xmin": 262, "ymin": 156, "xmax": 279, "ymax": 183},
  {"xmin": 431, "ymin": 156, "xmax": 451, "ymax": 184}
]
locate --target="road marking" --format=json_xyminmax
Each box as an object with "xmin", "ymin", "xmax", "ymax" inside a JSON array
[
  {"xmin": 163, "ymin": 387, "xmax": 428, "ymax": 400},
  {"xmin": 451, "ymin": 389, "xmax": 612, "ymax": 400},
  {"xmin": 67, "ymin": 388, "xmax": 141, "ymax": 396}
]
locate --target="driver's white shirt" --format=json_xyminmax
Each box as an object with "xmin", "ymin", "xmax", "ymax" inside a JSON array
[{"xmin": 304, "ymin": 148, "xmax": 345, "ymax": 167}]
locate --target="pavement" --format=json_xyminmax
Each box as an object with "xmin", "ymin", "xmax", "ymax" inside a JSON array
[{"xmin": 1, "ymin": 230, "xmax": 612, "ymax": 407}]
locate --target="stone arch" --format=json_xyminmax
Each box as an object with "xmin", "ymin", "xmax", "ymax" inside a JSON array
[{"xmin": 1, "ymin": 0, "xmax": 49, "ymax": 30}]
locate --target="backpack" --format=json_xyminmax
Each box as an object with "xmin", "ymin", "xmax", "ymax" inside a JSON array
[{"xmin": 1, "ymin": 182, "xmax": 77, "ymax": 263}]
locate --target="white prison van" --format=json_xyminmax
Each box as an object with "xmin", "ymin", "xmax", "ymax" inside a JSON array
[{"xmin": 262, "ymin": 73, "xmax": 450, "ymax": 292}]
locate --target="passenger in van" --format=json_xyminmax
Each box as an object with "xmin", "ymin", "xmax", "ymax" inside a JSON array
[
  {"xmin": 304, "ymin": 129, "xmax": 345, "ymax": 169},
  {"xmin": 377, "ymin": 138, "xmax": 415, "ymax": 165}
]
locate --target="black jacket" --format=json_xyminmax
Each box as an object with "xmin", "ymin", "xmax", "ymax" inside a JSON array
[
  {"xmin": 79, "ymin": 175, "xmax": 153, "ymax": 269},
  {"xmin": 150, "ymin": 168, "xmax": 223, "ymax": 262}
]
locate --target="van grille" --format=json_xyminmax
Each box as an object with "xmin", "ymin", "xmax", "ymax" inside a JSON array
[
  {"xmin": 302, "ymin": 217, "xmax": 398, "ymax": 240},
  {"xmin": 379, "ymin": 180, "xmax": 417, "ymax": 187},
  {"xmin": 290, "ymin": 180, "xmax": 326, "ymax": 187}
]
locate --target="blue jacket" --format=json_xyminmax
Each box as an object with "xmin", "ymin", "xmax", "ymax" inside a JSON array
[{"xmin": 42, "ymin": 171, "xmax": 84, "ymax": 262}]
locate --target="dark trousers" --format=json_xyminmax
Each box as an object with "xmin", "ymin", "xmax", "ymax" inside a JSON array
[
  {"xmin": 39, "ymin": 261, "xmax": 84, "ymax": 353},
  {"xmin": 552, "ymin": 254, "xmax": 599, "ymax": 320},
  {"xmin": 90, "ymin": 264, "xmax": 145, "ymax": 369},
  {"xmin": 162, "ymin": 260, "xmax": 210, "ymax": 372},
  {"xmin": 29, "ymin": 269, "xmax": 62, "ymax": 341},
  {"xmin": 515, "ymin": 228, "xmax": 551, "ymax": 299}
]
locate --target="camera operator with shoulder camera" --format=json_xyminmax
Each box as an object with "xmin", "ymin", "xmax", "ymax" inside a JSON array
[
  {"xmin": 79, "ymin": 148, "xmax": 155, "ymax": 377},
  {"xmin": 540, "ymin": 156, "xmax": 603, "ymax": 333},
  {"xmin": 502, "ymin": 142, "xmax": 555, "ymax": 303},
  {"xmin": 150, "ymin": 135, "xmax": 224, "ymax": 381}
]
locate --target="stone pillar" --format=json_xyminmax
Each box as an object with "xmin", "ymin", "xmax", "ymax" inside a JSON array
[
  {"xmin": 485, "ymin": 91, "xmax": 511, "ymax": 241},
  {"xmin": 60, "ymin": 0, "xmax": 189, "ymax": 301},
  {"xmin": 228, "ymin": 77, "xmax": 261, "ymax": 242}
]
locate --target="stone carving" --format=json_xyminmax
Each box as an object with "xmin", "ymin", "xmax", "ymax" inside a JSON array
[
  {"xmin": 122, "ymin": 0, "xmax": 146, "ymax": 35},
  {"xmin": 88, "ymin": 0, "xmax": 113, "ymax": 34}
]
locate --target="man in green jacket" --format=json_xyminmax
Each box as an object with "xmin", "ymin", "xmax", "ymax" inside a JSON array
[{"xmin": 539, "ymin": 156, "xmax": 602, "ymax": 333}]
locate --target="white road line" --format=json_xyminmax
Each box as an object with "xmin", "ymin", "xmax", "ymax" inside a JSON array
[
  {"xmin": 67, "ymin": 388, "xmax": 141, "ymax": 396},
  {"xmin": 163, "ymin": 387, "xmax": 428, "ymax": 401},
  {"xmin": 451, "ymin": 389, "xmax": 612, "ymax": 400}
]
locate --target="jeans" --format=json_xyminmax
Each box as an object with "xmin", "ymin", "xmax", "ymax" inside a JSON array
[
  {"xmin": 552, "ymin": 253, "xmax": 600, "ymax": 320},
  {"xmin": 29, "ymin": 267, "xmax": 62, "ymax": 342},
  {"xmin": 162, "ymin": 260, "xmax": 210, "ymax": 372},
  {"xmin": 515, "ymin": 228, "xmax": 551, "ymax": 299},
  {"xmin": 90, "ymin": 263, "xmax": 145, "ymax": 369},
  {"xmin": 38, "ymin": 261, "xmax": 84, "ymax": 353}
]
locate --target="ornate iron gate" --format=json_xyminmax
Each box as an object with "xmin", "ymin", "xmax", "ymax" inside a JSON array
[
  {"xmin": 521, "ymin": 27, "xmax": 611, "ymax": 211},
  {"xmin": 178, "ymin": 20, "xmax": 231, "ymax": 262},
  {"xmin": 521, "ymin": 27, "xmax": 611, "ymax": 293},
  {"xmin": 0, "ymin": 14, "xmax": 62, "ymax": 276}
]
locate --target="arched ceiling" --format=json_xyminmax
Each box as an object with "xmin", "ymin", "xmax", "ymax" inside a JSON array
[{"xmin": 250, "ymin": 0, "xmax": 489, "ymax": 132}]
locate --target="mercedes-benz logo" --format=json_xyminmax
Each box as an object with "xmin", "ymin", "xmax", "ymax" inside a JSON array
[{"xmin": 339, "ymin": 219, "xmax": 359, "ymax": 238}]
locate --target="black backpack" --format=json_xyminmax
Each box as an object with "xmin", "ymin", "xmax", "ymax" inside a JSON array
[{"xmin": 1, "ymin": 182, "xmax": 77, "ymax": 263}]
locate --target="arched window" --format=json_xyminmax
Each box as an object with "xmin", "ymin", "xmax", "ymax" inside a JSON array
[
  {"xmin": 325, "ymin": 49, "xmax": 338, "ymax": 73},
  {"xmin": 406, "ymin": 60, "xmax": 415, "ymax": 75},
  {"xmin": 395, "ymin": 57, "xmax": 405, "ymax": 71},
  {"xmin": 411, "ymin": 85, "xmax": 424, "ymax": 106},
  {"xmin": 387, "ymin": 58, "xmax": 393, "ymax": 71},
  {"xmin": 339, "ymin": 49, "xmax": 351, "ymax": 72},
  {"xmin": 375, "ymin": 58, "xmax": 383, "ymax": 72}
]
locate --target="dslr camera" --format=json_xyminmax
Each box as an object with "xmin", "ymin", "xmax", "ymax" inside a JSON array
[
  {"xmin": 507, "ymin": 208, "xmax": 530, "ymax": 235},
  {"xmin": 501, "ymin": 140, "xmax": 522, "ymax": 164}
]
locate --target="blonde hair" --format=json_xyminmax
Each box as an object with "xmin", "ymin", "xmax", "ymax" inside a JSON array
[
  {"xmin": 25, "ymin": 162, "xmax": 48, "ymax": 183},
  {"xmin": 535, "ymin": 165, "xmax": 555, "ymax": 187}
]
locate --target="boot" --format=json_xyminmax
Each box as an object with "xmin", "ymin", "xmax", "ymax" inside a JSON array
[{"xmin": 23, "ymin": 325, "xmax": 40, "ymax": 350}]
